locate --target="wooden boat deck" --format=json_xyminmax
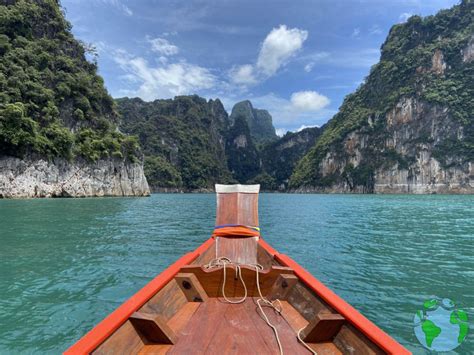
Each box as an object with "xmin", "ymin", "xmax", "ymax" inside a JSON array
[
  {"xmin": 139, "ymin": 298, "xmax": 340, "ymax": 355},
  {"xmin": 92, "ymin": 253, "xmax": 384, "ymax": 355}
]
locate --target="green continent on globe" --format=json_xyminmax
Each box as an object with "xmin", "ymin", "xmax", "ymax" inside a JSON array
[
  {"xmin": 421, "ymin": 320, "xmax": 442, "ymax": 347},
  {"xmin": 423, "ymin": 299, "xmax": 438, "ymax": 310},
  {"xmin": 450, "ymin": 310, "xmax": 469, "ymax": 344}
]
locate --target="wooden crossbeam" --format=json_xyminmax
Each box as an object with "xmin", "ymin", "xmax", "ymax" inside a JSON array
[
  {"xmin": 301, "ymin": 312, "xmax": 345, "ymax": 343},
  {"xmin": 175, "ymin": 273, "xmax": 208, "ymax": 302},
  {"xmin": 129, "ymin": 312, "xmax": 177, "ymax": 344},
  {"xmin": 268, "ymin": 274, "xmax": 298, "ymax": 300}
]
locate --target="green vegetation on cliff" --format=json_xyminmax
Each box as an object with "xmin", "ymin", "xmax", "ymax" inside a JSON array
[
  {"xmin": 117, "ymin": 96, "xmax": 234, "ymax": 190},
  {"xmin": 117, "ymin": 96, "xmax": 318, "ymax": 190},
  {"xmin": 261, "ymin": 127, "xmax": 322, "ymax": 189},
  {"xmin": 225, "ymin": 115, "xmax": 261, "ymax": 182},
  {"xmin": 230, "ymin": 100, "xmax": 278, "ymax": 145},
  {"xmin": 290, "ymin": 0, "xmax": 473, "ymax": 189},
  {"xmin": 0, "ymin": 0, "xmax": 139, "ymax": 162}
]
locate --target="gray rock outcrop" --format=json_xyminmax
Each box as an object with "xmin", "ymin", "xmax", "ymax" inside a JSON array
[{"xmin": 0, "ymin": 156, "xmax": 150, "ymax": 198}]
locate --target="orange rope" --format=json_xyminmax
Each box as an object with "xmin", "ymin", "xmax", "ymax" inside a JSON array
[{"xmin": 212, "ymin": 226, "xmax": 260, "ymax": 237}]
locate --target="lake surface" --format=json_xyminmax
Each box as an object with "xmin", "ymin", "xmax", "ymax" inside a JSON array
[{"xmin": 0, "ymin": 194, "xmax": 472, "ymax": 354}]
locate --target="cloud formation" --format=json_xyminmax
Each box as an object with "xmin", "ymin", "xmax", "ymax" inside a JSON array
[
  {"xmin": 114, "ymin": 49, "xmax": 216, "ymax": 100},
  {"xmin": 230, "ymin": 25, "xmax": 308, "ymax": 85},
  {"xmin": 399, "ymin": 13, "xmax": 413, "ymax": 23},
  {"xmin": 99, "ymin": 0, "xmax": 132, "ymax": 16},
  {"xmin": 290, "ymin": 91, "xmax": 330, "ymax": 111},
  {"xmin": 256, "ymin": 25, "xmax": 308, "ymax": 76},
  {"xmin": 147, "ymin": 37, "xmax": 179, "ymax": 56},
  {"xmin": 229, "ymin": 64, "xmax": 257, "ymax": 85}
]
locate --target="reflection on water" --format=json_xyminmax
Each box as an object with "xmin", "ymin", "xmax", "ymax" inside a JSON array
[{"xmin": 0, "ymin": 194, "xmax": 472, "ymax": 354}]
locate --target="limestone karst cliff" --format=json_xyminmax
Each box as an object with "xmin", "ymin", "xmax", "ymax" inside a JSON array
[
  {"xmin": 0, "ymin": 0, "xmax": 149, "ymax": 197},
  {"xmin": 0, "ymin": 156, "xmax": 149, "ymax": 198},
  {"xmin": 290, "ymin": 1, "xmax": 473, "ymax": 193},
  {"xmin": 230, "ymin": 100, "xmax": 278, "ymax": 144}
]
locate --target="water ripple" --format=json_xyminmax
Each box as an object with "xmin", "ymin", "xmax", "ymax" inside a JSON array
[{"xmin": 0, "ymin": 194, "xmax": 472, "ymax": 354}]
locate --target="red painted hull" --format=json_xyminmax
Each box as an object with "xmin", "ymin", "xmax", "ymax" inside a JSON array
[{"xmin": 65, "ymin": 236, "xmax": 409, "ymax": 354}]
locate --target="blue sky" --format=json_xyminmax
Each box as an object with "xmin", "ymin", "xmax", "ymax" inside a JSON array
[{"xmin": 62, "ymin": 0, "xmax": 459, "ymax": 134}]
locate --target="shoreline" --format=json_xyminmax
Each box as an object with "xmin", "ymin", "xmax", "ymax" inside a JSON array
[{"xmin": 1, "ymin": 186, "xmax": 472, "ymax": 199}]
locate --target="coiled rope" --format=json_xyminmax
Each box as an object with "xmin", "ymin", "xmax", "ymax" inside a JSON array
[{"xmin": 204, "ymin": 257, "xmax": 317, "ymax": 355}]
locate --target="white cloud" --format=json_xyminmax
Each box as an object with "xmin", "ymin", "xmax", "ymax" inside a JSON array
[
  {"xmin": 399, "ymin": 13, "xmax": 413, "ymax": 23},
  {"xmin": 301, "ymin": 51, "xmax": 330, "ymax": 73},
  {"xmin": 256, "ymin": 25, "xmax": 308, "ymax": 76},
  {"xmin": 113, "ymin": 49, "xmax": 216, "ymax": 100},
  {"xmin": 98, "ymin": 0, "xmax": 132, "ymax": 16},
  {"xmin": 275, "ymin": 128, "xmax": 287, "ymax": 137},
  {"xmin": 296, "ymin": 124, "xmax": 319, "ymax": 132},
  {"xmin": 369, "ymin": 25, "xmax": 382, "ymax": 35},
  {"xmin": 290, "ymin": 91, "xmax": 330, "ymax": 111},
  {"xmin": 229, "ymin": 64, "xmax": 257, "ymax": 85},
  {"xmin": 352, "ymin": 28, "xmax": 361, "ymax": 37},
  {"xmin": 304, "ymin": 62, "xmax": 314, "ymax": 72},
  {"xmin": 228, "ymin": 25, "xmax": 308, "ymax": 87},
  {"xmin": 147, "ymin": 37, "xmax": 179, "ymax": 56}
]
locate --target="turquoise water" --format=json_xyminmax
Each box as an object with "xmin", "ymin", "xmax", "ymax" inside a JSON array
[{"xmin": 0, "ymin": 194, "xmax": 472, "ymax": 354}]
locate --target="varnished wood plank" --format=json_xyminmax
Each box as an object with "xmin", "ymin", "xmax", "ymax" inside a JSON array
[
  {"xmin": 307, "ymin": 342, "xmax": 343, "ymax": 355},
  {"xmin": 175, "ymin": 273, "xmax": 208, "ymax": 302},
  {"xmin": 166, "ymin": 302, "xmax": 200, "ymax": 334},
  {"xmin": 268, "ymin": 274, "xmax": 298, "ymax": 301},
  {"xmin": 205, "ymin": 300, "xmax": 273, "ymax": 354},
  {"xmin": 215, "ymin": 236, "xmax": 258, "ymax": 265},
  {"xmin": 92, "ymin": 320, "xmax": 145, "ymax": 355},
  {"xmin": 279, "ymin": 300, "xmax": 309, "ymax": 332},
  {"xmin": 237, "ymin": 193, "xmax": 259, "ymax": 226},
  {"xmin": 301, "ymin": 313, "xmax": 345, "ymax": 343},
  {"xmin": 192, "ymin": 240, "xmax": 216, "ymax": 265},
  {"xmin": 243, "ymin": 298, "xmax": 312, "ymax": 354},
  {"xmin": 216, "ymin": 192, "xmax": 259, "ymax": 226},
  {"xmin": 138, "ymin": 280, "xmax": 187, "ymax": 322},
  {"xmin": 178, "ymin": 265, "xmax": 294, "ymax": 298},
  {"xmin": 286, "ymin": 282, "xmax": 334, "ymax": 322},
  {"xmin": 167, "ymin": 299, "xmax": 229, "ymax": 354},
  {"xmin": 216, "ymin": 192, "xmax": 238, "ymax": 225},
  {"xmin": 333, "ymin": 324, "xmax": 384, "ymax": 355},
  {"xmin": 129, "ymin": 312, "xmax": 177, "ymax": 344},
  {"xmin": 257, "ymin": 243, "xmax": 280, "ymax": 269},
  {"xmin": 138, "ymin": 344, "xmax": 171, "ymax": 355}
]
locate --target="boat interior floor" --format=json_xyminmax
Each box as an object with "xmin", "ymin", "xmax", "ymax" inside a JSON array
[
  {"xmin": 139, "ymin": 297, "xmax": 341, "ymax": 355},
  {"xmin": 93, "ymin": 237, "xmax": 384, "ymax": 355},
  {"xmin": 94, "ymin": 261, "xmax": 362, "ymax": 355}
]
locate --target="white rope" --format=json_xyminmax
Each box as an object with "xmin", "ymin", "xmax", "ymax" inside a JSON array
[
  {"xmin": 297, "ymin": 328, "xmax": 318, "ymax": 354},
  {"xmin": 253, "ymin": 263, "xmax": 283, "ymax": 355},
  {"xmin": 205, "ymin": 258, "xmax": 283, "ymax": 353},
  {"xmin": 204, "ymin": 257, "xmax": 317, "ymax": 355}
]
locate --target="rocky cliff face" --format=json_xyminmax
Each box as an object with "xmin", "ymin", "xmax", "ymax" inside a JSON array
[
  {"xmin": 116, "ymin": 95, "xmax": 323, "ymax": 190},
  {"xmin": 261, "ymin": 127, "xmax": 322, "ymax": 190},
  {"xmin": 0, "ymin": 156, "xmax": 149, "ymax": 198},
  {"xmin": 225, "ymin": 116, "xmax": 261, "ymax": 182},
  {"xmin": 307, "ymin": 98, "xmax": 472, "ymax": 193},
  {"xmin": 230, "ymin": 100, "xmax": 278, "ymax": 144},
  {"xmin": 0, "ymin": 0, "xmax": 149, "ymax": 198},
  {"xmin": 291, "ymin": 1, "xmax": 473, "ymax": 194},
  {"xmin": 117, "ymin": 96, "xmax": 233, "ymax": 190}
]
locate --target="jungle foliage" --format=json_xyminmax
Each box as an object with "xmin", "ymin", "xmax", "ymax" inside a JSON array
[{"xmin": 0, "ymin": 0, "xmax": 140, "ymax": 162}]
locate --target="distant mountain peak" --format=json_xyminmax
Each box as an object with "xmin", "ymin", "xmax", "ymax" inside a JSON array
[{"xmin": 230, "ymin": 100, "xmax": 278, "ymax": 144}]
